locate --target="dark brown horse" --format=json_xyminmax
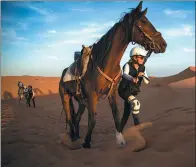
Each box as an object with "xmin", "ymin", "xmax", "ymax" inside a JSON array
[{"xmin": 59, "ymin": 1, "xmax": 167, "ymax": 149}]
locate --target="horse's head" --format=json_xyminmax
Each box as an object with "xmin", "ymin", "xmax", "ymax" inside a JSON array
[{"xmin": 128, "ymin": 1, "xmax": 167, "ymax": 53}]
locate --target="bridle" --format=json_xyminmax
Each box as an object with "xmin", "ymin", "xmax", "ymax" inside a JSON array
[
  {"xmin": 127, "ymin": 17, "xmax": 162, "ymax": 64},
  {"xmin": 129, "ymin": 18, "xmax": 162, "ymax": 52},
  {"xmin": 136, "ymin": 23, "xmax": 161, "ymax": 51}
]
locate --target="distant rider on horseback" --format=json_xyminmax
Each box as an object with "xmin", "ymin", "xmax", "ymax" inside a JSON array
[{"xmin": 18, "ymin": 81, "xmax": 24, "ymax": 98}]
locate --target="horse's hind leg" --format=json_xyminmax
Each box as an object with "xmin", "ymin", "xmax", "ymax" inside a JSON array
[
  {"xmin": 69, "ymin": 98, "xmax": 76, "ymax": 127},
  {"xmin": 59, "ymin": 83, "xmax": 78, "ymax": 141},
  {"xmin": 18, "ymin": 95, "xmax": 22, "ymax": 104},
  {"xmin": 61, "ymin": 94, "xmax": 78, "ymax": 141},
  {"xmin": 75, "ymin": 103, "xmax": 86, "ymax": 138}
]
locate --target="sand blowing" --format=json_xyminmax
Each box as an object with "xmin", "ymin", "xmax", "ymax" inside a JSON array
[
  {"xmin": 59, "ymin": 133, "xmax": 83, "ymax": 150},
  {"xmin": 123, "ymin": 122, "xmax": 153, "ymax": 151},
  {"xmin": 59, "ymin": 122, "xmax": 153, "ymax": 151}
]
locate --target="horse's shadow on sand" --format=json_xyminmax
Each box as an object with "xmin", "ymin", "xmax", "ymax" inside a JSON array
[
  {"xmin": 3, "ymin": 91, "xmax": 14, "ymax": 100},
  {"xmin": 48, "ymin": 89, "xmax": 55, "ymax": 95},
  {"xmin": 33, "ymin": 88, "xmax": 44, "ymax": 96}
]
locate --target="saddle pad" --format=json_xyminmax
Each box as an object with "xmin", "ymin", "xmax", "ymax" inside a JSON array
[{"xmin": 63, "ymin": 63, "xmax": 78, "ymax": 82}]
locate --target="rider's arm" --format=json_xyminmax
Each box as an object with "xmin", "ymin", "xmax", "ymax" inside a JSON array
[
  {"xmin": 122, "ymin": 63, "xmax": 134, "ymax": 81},
  {"xmin": 143, "ymin": 69, "xmax": 150, "ymax": 84}
]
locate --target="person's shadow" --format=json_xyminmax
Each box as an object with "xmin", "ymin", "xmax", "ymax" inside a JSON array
[{"xmin": 3, "ymin": 91, "xmax": 14, "ymax": 100}]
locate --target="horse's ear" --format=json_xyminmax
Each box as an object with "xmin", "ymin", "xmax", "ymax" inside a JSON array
[
  {"xmin": 141, "ymin": 8, "xmax": 148, "ymax": 17},
  {"xmin": 138, "ymin": 8, "xmax": 148, "ymax": 19},
  {"xmin": 135, "ymin": 1, "xmax": 143, "ymax": 14},
  {"xmin": 82, "ymin": 45, "xmax": 85, "ymax": 48}
]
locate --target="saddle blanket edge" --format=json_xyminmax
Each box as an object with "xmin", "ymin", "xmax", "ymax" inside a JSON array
[{"xmin": 63, "ymin": 64, "xmax": 78, "ymax": 83}]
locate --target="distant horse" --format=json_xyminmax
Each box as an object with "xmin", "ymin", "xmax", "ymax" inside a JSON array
[
  {"xmin": 59, "ymin": 1, "xmax": 167, "ymax": 148},
  {"xmin": 23, "ymin": 86, "xmax": 29, "ymax": 105},
  {"xmin": 18, "ymin": 81, "xmax": 24, "ymax": 104}
]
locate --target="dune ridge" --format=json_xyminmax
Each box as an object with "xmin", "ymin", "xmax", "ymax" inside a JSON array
[
  {"xmin": 149, "ymin": 66, "xmax": 195, "ymax": 87},
  {"xmin": 1, "ymin": 66, "xmax": 195, "ymax": 100}
]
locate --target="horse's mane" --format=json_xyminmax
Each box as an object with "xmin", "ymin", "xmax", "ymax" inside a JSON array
[{"xmin": 91, "ymin": 8, "xmax": 135, "ymax": 68}]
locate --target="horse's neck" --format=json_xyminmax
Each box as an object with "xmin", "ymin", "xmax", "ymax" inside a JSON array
[{"xmin": 103, "ymin": 26, "xmax": 128, "ymax": 74}]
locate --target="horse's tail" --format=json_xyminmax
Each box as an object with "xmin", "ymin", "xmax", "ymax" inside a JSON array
[
  {"xmin": 60, "ymin": 68, "xmax": 68, "ymax": 83},
  {"xmin": 59, "ymin": 67, "xmax": 68, "ymax": 95},
  {"xmin": 59, "ymin": 67, "xmax": 69, "ymax": 132}
]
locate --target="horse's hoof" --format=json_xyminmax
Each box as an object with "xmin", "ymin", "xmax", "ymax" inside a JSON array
[
  {"xmin": 71, "ymin": 137, "xmax": 78, "ymax": 142},
  {"xmin": 60, "ymin": 133, "xmax": 82, "ymax": 150},
  {"xmin": 120, "ymin": 141, "xmax": 127, "ymax": 146},
  {"xmin": 82, "ymin": 142, "xmax": 91, "ymax": 149},
  {"xmin": 69, "ymin": 132, "xmax": 80, "ymax": 142},
  {"xmin": 117, "ymin": 141, "xmax": 127, "ymax": 147}
]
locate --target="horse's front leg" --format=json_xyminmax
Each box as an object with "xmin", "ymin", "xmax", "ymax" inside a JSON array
[
  {"xmin": 18, "ymin": 94, "xmax": 22, "ymax": 104},
  {"xmin": 82, "ymin": 91, "xmax": 97, "ymax": 148},
  {"xmin": 59, "ymin": 83, "xmax": 78, "ymax": 141},
  {"xmin": 108, "ymin": 88, "xmax": 126, "ymax": 146}
]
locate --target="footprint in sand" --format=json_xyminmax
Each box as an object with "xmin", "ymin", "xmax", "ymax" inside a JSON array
[
  {"xmin": 152, "ymin": 107, "xmax": 195, "ymax": 122},
  {"xmin": 1, "ymin": 102, "xmax": 14, "ymax": 131},
  {"xmin": 164, "ymin": 106, "xmax": 194, "ymax": 113},
  {"xmin": 163, "ymin": 106, "xmax": 184, "ymax": 113}
]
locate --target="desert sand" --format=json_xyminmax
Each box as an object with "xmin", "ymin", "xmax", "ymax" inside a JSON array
[{"xmin": 1, "ymin": 66, "xmax": 195, "ymax": 167}]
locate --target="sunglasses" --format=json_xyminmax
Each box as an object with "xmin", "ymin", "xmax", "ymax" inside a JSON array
[{"xmin": 136, "ymin": 56, "xmax": 145, "ymax": 60}]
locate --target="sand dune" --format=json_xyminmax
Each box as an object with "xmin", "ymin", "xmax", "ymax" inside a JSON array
[
  {"xmin": 1, "ymin": 66, "xmax": 195, "ymax": 100},
  {"xmin": 168, "ymin": 77, "xmax": 195, "ymax": 89},
  {"xmin": 149, "ymin": 66, "xmax": 195, "ymax": 87},
  {"xmin": 1, "ymin": 67, "xmax": 195, "ymax": 167}
]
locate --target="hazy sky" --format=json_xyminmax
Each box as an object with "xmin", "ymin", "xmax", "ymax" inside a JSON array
[{"xmin": 1, "ymin": 1, "xmax": 195, "ymax": 77}]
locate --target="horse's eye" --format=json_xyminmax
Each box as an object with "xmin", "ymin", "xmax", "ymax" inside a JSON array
[{"xmin": 140, "ymin": 19, "xmax": 146, "ymax": 24}]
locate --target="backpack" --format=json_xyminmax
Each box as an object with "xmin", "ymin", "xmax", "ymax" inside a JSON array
[{"xmin": 28, "ymin": 88, "xmax": 33, "ymax": 94}]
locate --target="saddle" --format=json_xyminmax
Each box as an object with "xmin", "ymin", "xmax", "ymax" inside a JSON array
[
  {"xmin": 70, "ymin": 58, "xmax": 82, "ymax": 76},
  {"xmin": 70, "ymin": 45, "xmax": 92, "ymax": 77},
  {"xmin": 69, "ymin": 45, "xmax": 92, "ymax": 95}
]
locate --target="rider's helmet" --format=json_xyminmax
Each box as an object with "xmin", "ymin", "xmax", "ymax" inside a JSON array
[
  {"xmin": 130, "ymin": 47, "xmax": 147, "ymax": 58},
  {"xmin": 129, "ymin": 47, "xmax": 147, "ymax": 64}
]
